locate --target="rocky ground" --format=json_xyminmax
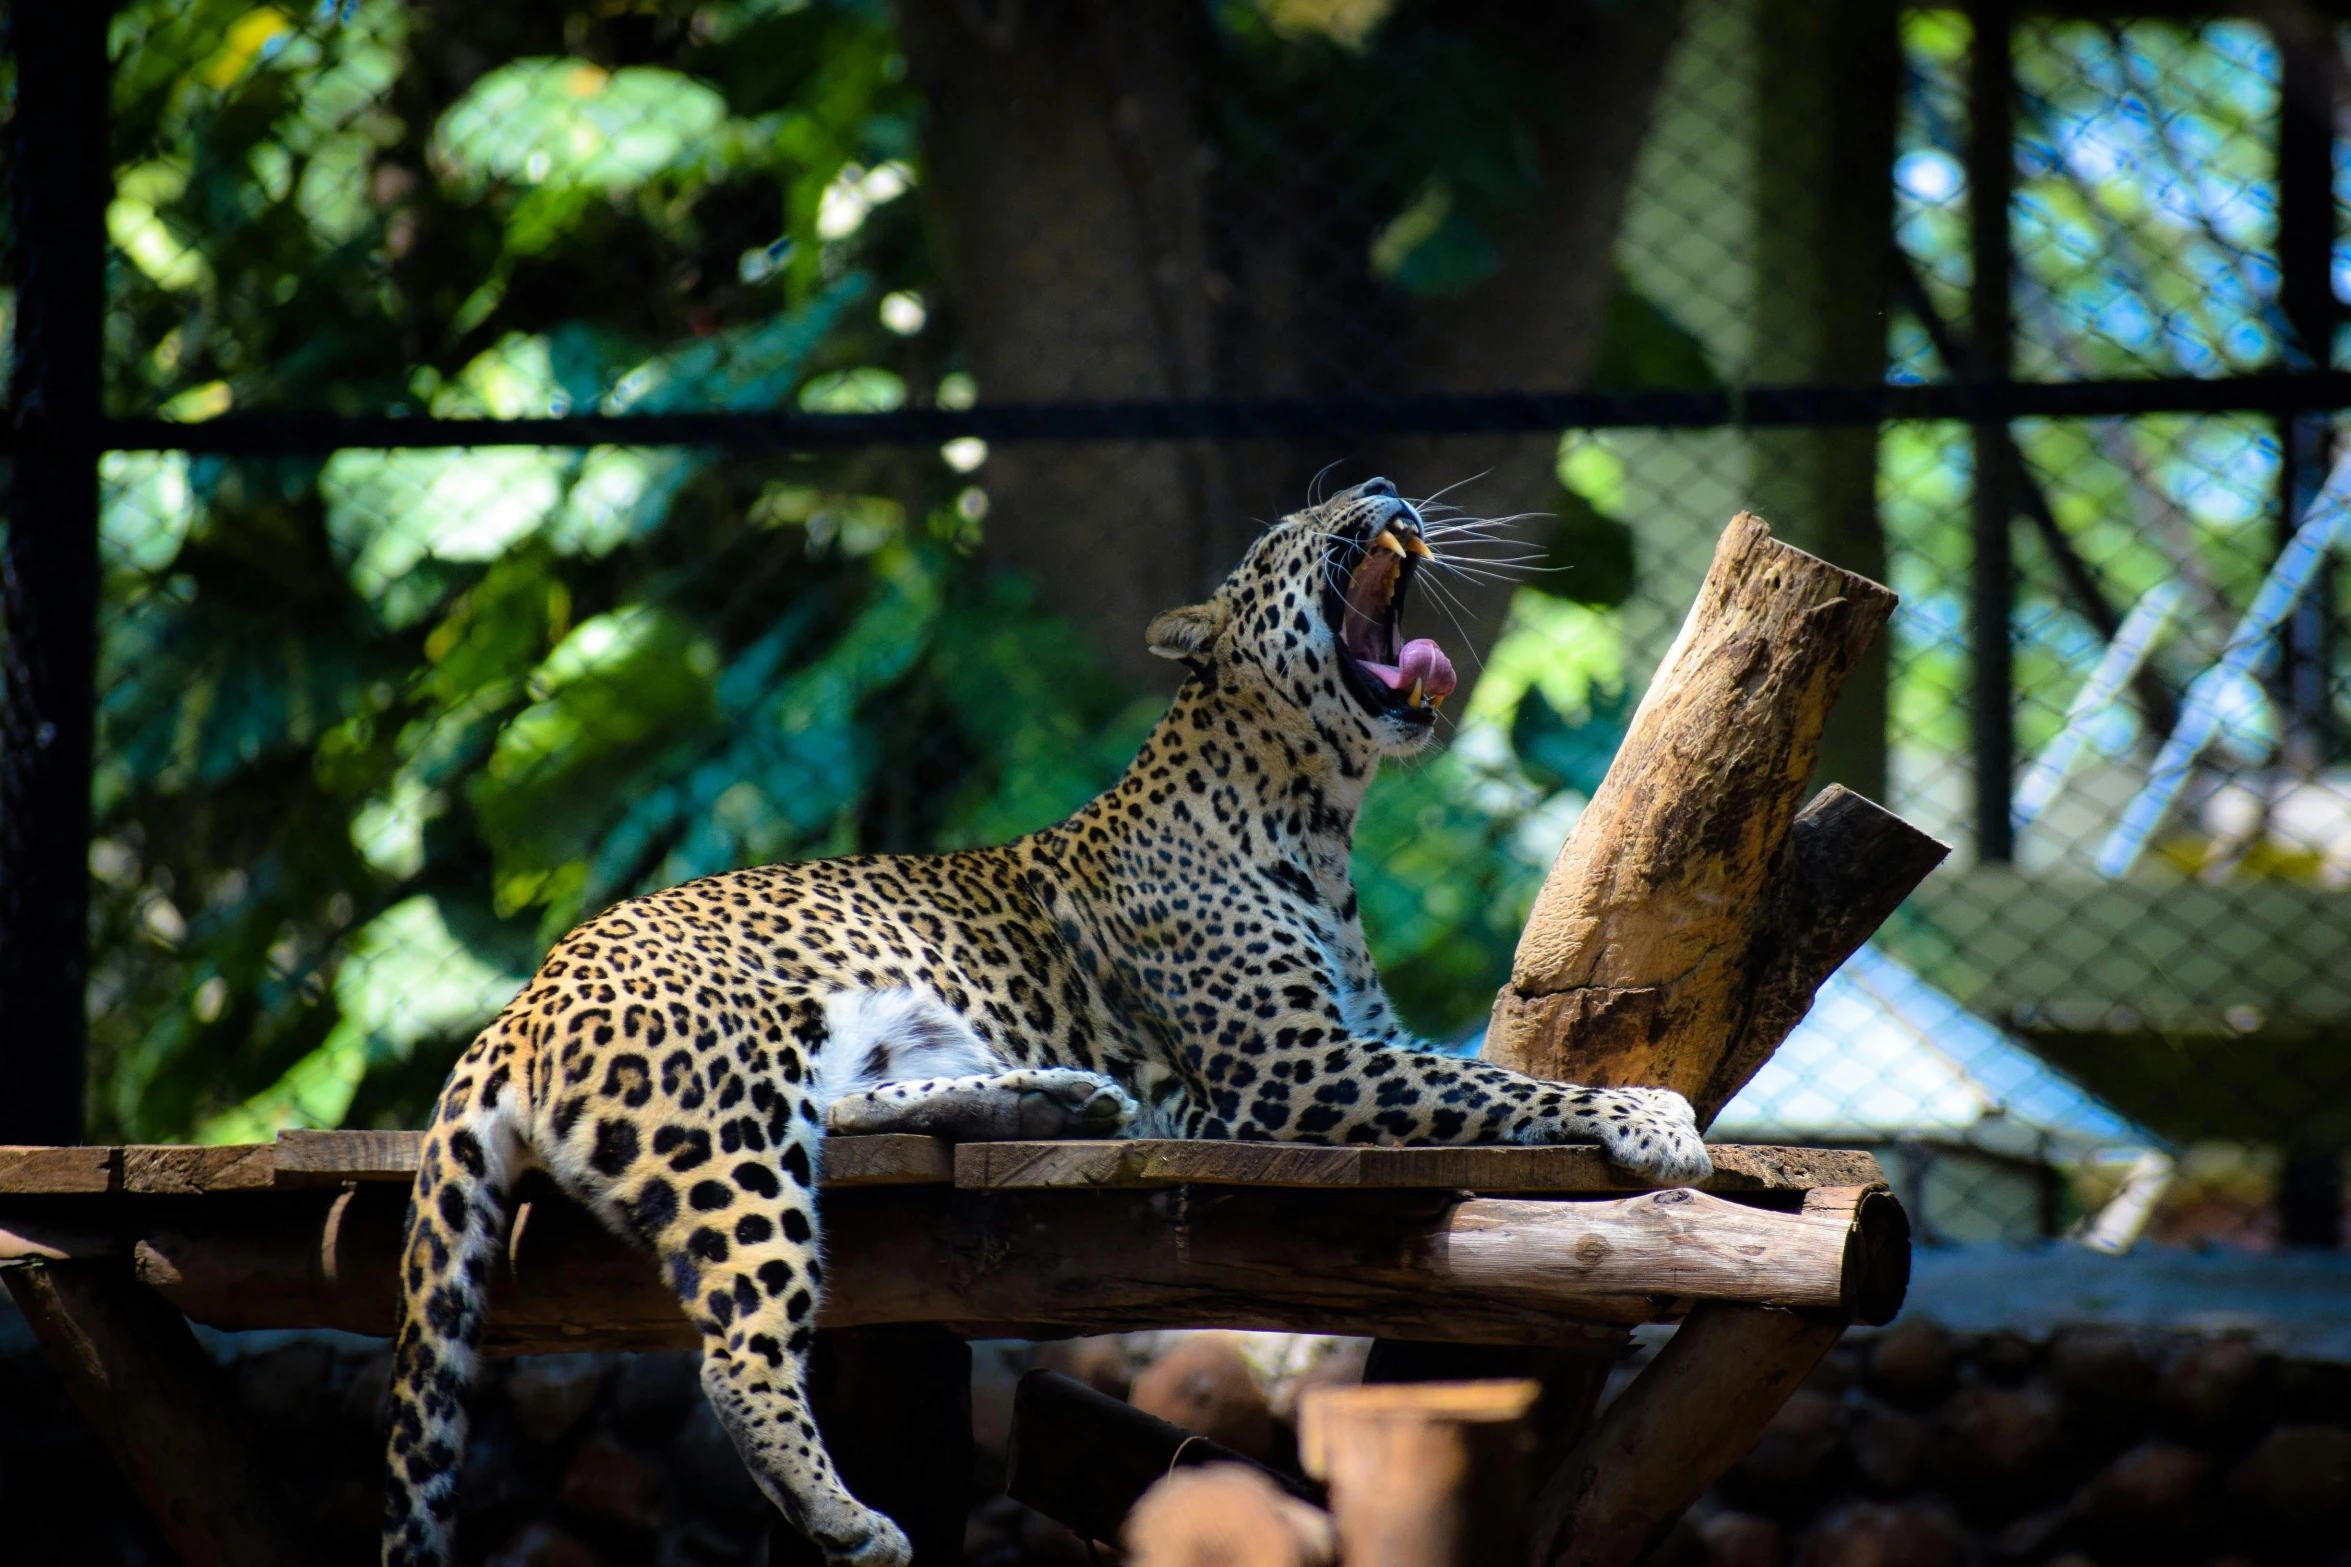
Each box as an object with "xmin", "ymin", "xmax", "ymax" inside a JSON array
[{"xmin": 2, "ymin": 1297, "xmax": 2346, "ymax": 1565}]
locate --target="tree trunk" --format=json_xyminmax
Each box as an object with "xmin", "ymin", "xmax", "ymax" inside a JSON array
[{"xmin": 1750, "ymin": 0, "xmax": 1902, "ymax": 800}]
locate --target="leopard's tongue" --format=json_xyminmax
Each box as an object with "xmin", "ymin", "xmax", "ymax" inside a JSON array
[{"xmin": 1357, "ymin": 638, "xmax": 1457, "ymax": 701}]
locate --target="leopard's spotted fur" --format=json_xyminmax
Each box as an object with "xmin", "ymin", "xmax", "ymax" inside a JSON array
[{"xmin": 382, "ymin": 480, "xmax": 1710, "ymax": 1566}]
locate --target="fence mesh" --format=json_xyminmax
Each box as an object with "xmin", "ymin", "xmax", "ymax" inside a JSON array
[{"xmin": 22, "ymin": 1, "xmax": 2351, "ymax": 1250}]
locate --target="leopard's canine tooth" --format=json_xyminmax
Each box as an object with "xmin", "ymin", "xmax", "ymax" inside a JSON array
[
  {"xmin": 1372, "ymin": 528, "xmax": 1408, "ymax": 558},
  {"xmin": 1403, "ymin": 534, "xmax": 1431, "ymax": 558}
]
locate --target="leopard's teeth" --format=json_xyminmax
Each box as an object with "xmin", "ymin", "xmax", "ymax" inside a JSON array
[
  {"xmin": 1372, "ymin": 528, "xmax": 1408, "ymax": 559},
  {"xmin": 1407, "ymin": 679, "xmax": 1425, "ymax": 707}
]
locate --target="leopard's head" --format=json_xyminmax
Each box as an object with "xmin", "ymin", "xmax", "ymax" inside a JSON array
[{"xmin": 1147, "ymin": 477, "xmax": 1458, "ymax": 761}]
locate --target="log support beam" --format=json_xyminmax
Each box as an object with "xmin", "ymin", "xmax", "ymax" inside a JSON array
[
  {"xmin": 0, "ymin": 1261, "xmax": 315, "ymax": 1567},
  {"xmin": 1529, "ymin": 1303, "xmax": 1849, "ymax": 1567}
]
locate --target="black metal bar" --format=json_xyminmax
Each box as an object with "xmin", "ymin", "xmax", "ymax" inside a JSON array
[
  {"xmin": 1969, "ymin": 0, "xmax": 2018, "ymax": 862},
  {"xmin": 1, "ymin": 0, "xmax": 109, "ymax": 1144},
  {"xmin": 1890, "ymin": 248, "xmax": 2178, "ymax": 738},
  {"xmin": 2276, "ymin": 19, "xmax": 2339, "ymax": 769},
  {"xmin": 46, "ymin": 372, "xmax": 2351, "ymax": 455}
]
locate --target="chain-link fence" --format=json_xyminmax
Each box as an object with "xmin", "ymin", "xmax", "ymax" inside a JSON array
[{"xmin": 3, "ymin": 0, "xmax": 2347, "ymax": 1263}]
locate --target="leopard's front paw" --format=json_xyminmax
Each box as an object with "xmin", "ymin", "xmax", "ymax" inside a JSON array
[
  {"xmin": 1020, "ymin": 1068, "xmax": 1138, "ymax": 1138},
  {"xmin": 1592, "ymin": 1087, "xmax": 1712, "ymax": 1186}
]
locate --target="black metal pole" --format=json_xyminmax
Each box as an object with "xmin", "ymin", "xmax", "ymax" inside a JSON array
[
  {"xmin": 2276, "ymin": 18, "xmax": 2339, "ymax": 776},
  {"xmin": 2274, "ymin": 17, "xmax": 2344, "ymax": 1252},
  {"xmin": 1, "ymin": 1, "xmax": 109, "ymax": 1144},
  {"xmin": 1968, "ymin": 0, "xmax": 2016, "ymax": 863}
]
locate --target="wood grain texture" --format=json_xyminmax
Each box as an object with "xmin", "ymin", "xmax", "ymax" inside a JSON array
[
  {"xmin": 955, "ymin": 1140, "xmax": 1882, "ymax": 1193},
  {"xmin": 1300, "ymin": 1381, "xmax": 1540, "ymax": 1567},
  {"xmin": 0, "ymin": 1145, "xmax": 115, "ymax": 1194},
  {"xmin": 0, "ymin": 1136, "xmax": 1876, "ymax": 1196},
  {"xmin": 121, "ymin": 1143, "xmax": 275, "ymax": 1194},
  {"xmin": 1, "ymin": 1263, "xmax": 316, "ymax": 1566},
  {"xmin": 110, "ymin": 1179, "xmax": 1890, "ymax": 1353},
  {"xmin": 1484, "ymin": 511, "xmax": 1900, "ymax": 1104},
  {"xmin": 1530, "ymin": 1302, "xmax": 1849, "ymax": 1567}
]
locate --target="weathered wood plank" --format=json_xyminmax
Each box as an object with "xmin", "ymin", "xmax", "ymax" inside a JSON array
[
  {"xmin": 121, "ymin": 1144, "xmax": 275, "ymax": 1194},
  {"xmin": 0, "ymin": 1145, "xmax": 116, "ymax": 1194},
  {"xmin": 955, "ymin": 1140, "xmax": 1883, "ymax": 1195},
  {"xmin": 269, "ymin": 1129, "xmax": 952, "ymax": 1187},
  {"xmin": 270, "ymin": 1128, "xmax": 420, "ymax": 1185}
]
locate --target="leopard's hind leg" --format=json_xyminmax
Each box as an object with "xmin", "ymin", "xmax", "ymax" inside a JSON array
[{"xmin": 545, "ymin": 988, "xmax": 912, "ymax": 1566}]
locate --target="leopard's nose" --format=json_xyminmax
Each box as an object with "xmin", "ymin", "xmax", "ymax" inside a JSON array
[{"xmin": 1356, "ymin": 477, "xmax": 1397, "ymax": 498}]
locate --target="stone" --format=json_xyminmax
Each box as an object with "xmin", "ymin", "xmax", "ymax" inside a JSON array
[
  {"xmin": 2073, "ymin": 1441, "xmax": 2211, "ymax": 1541},
  {"xmin": 2049, "ymin": 1328, "xmax": 2155, "ymax": 1427},
  {"xmin": 1694, "ymin": 1509, "xmax": 1784, "ymax": 1567},
  {"xmin": 562, "ymin": 1433, "xmax": 664, "ymax": 1529},
  {"xmin": 488, "ymin": 1520, "xmax": 607, "ymax": 1567},
  {"xmin": 1971, "ymin": 1330, "xmax": 2037, "ymax": 1387},
  {"xmin": 1865, "ymin": 1319, "xmax": 1957, "ymax": 1408},
  {"xmin": 2227, "ymin": 1425, "xmax": 2351, "ymax": 1535},
  {"xmin": 507, "ymin": 1353, "xmax": 608, "ymax": 1446},
  {"xmin": 1848, "ymin": 1400, "xmax": 1928, "ymax": 1497},
  {"xmin": 1931, "ymin": 1386, "xmax": 2065, "ymax": 1510},
  {"xmin": 1723, "ymin": 1389, "xmax": 1843, "ymax": 1514},
  {"xmin": 613, "ymin": 1352, "xmax": 701, "ymax": 1443},
  {"xmin": 2157, "ymin": 1340, "xmax": 2263, "ymax": 1435},
  {"xmin": 1796, "ymin": 1500, "xmax": 1960, "ymax": 1567},
  {"xmin": 1130, "ymin": 1333, "xmax": 1274, "ymax": 1462}
]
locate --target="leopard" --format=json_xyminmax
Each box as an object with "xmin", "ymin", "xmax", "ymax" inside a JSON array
[{"xmin": 381, "ymin": 477, "xmax": 1712, "ymax": 1567}]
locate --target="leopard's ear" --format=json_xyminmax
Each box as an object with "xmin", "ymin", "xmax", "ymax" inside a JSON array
[{"xmin": 1146, "ymin": 601, "xmax": 1226, "ymax": 662}]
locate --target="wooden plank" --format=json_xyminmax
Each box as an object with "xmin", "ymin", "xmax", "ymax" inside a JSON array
[
  {"xmin": 270, "ymin": 1128, "xmax": 420, "ymax": 1185},
  {"xmin": 956, "ymin": 1141, "xmax": 1883, "ymax": 1195},
  {"xmin": 0, "ymin": 1145, "xmax": 116, "ymax": 1194},
  {"xmin": 267, "ymin": 1128, "xmax": 952, "ymax": 1188},
  {"xmin": 121, "ymin": 1144, "xmax": 274, "ymax": 1194}
]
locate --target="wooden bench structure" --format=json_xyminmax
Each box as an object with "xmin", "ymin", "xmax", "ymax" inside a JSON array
[
  {"xmin": 0, "ymin": 513, "xmax": 1946, "ymax": 1564},
  {"xmin": 1, "ymin": 1127, "xmax": 1906, "ymax": 1566}
]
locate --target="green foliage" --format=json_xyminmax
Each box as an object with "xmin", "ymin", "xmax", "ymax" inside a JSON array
[{"xmin": 88, "ymin": 0, "xmax": 1647, "ymax": 1139}]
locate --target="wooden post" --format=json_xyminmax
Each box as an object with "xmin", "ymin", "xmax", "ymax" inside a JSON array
[
  {"xmin": 1298, "ymin": 1381, "xmax": 1541, "ymax": 1567},
  {"xmin": 1480, "ymin": 512, "xmax": 1933, "ymax": 1562},
  {"xmin": 0, "ymin": 1262, "xmax": 315, "ymax": 1566},
  {"xmin": 1528, "ymin": 1303, "xmax": 1848, "ymax": 1567},
  {"xmin": 1485, "ymin": 512, "xmax": 1945, "ymax": 1121}
]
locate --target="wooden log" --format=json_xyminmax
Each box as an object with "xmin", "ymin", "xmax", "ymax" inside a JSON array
[
  {"xmin": 1124, "ymin": 1464, "xmax": 1337, "ymax": 1567},
  {"xmin": 0, "ymin": 1144, "xmax": 116, "ymax": 1193},
  {"xmin": 1527, "ymin": 1302, "xmax": 1849, "ymax": 1567},
  {"xmin": 1484, "ymin": 511, "xmax": 1918, "ymax": 1110},
  {"xmin": 0, "ymin": 1262, "xmax": 315, "ymax": 1566},
  {"xmin": 1695, "ymin": 783, "xmax": 1950, "ymax": 1125},
  {"xmin": 267, "ymin": 1128, "xmax": 955, "ymax": 1188},
  {"xmin": 1010, "ymin": 1369, "xmax": 1323, "ymax": 1546},
  {"xmin": 93, "ymin": 1180, "xmax": 1893, "ymax": 1352},
  {"xmin": 1298, "ymin": 1380, "xmax": 1542, "ymax": 1567},
  {"xmin": 122, "ymin": 1143, "xmax": 276, "ymax": 1194}
]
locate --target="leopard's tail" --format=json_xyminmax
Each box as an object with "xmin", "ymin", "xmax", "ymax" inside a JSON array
[{"xmin": 381, "ymin": 1043, "xmax": 529, "ymax": 1567}]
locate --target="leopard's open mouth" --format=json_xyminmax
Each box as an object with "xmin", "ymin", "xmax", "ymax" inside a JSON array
[{"xmin": 1324, "ymin": 511, "xmax": 1458, "ymax": 725}]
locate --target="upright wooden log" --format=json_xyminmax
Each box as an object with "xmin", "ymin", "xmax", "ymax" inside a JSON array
[
  {"xmin": 1484, "ymin": 512, "xmax": 1936, "ymax": 1116},
  {"xmin": 1299, "ymin": 1380, "xmax": 1542, "ymax": 1567},
  {"xmin": 0, "ymin": 1262, "xmax": 315, "ymax": 1567}
]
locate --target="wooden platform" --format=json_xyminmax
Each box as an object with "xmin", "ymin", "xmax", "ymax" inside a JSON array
[{"xmin": 0, "ymin": 1132, "xmax": 1904, "ymax": 1355}]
